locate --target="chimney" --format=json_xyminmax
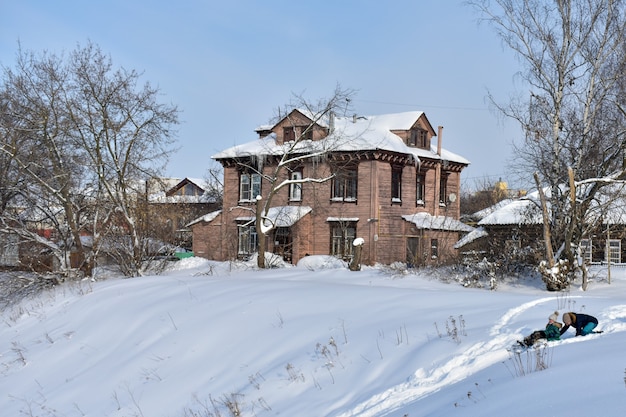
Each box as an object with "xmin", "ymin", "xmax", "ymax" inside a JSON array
[
  {"xmin": 437, "ymin": 125, "xmax": 443, "ymax": 156},
  {"xmin": 329, "ymin": 111, "xmax": 335, "ymax": 134}
]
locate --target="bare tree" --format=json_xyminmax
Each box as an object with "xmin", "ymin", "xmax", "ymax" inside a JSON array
[
  {"xmin": 469, "ymin": 0, "xmax": 626, "ymax": 289},
  {"xmin": 0, "ymin": 42, "xmax": 179, "ymax": 277},
  {"xmin": 203, "ymin": 160, "xmax": 224, "ymax": 208},
  {"xmin": 0, "ymin": 46, "xmax": 88, "ymax": 272},
  {"xmin": 224, "ymin": 86, "xmax": 355, "ymax": 268},
  {"xmin": 66, "ymin": 42, "xmax": 179, "ymax": 276}
]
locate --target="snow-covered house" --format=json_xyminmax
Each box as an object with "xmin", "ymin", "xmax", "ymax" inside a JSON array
[
  {"xmin": 190, "ymin": 110, "xmax": 472, "ymax": 265},
  {"xmin": 146, "ymin": 177, "xmax": 219, "ymax": 250},
  {"xmin": 460, "ymin": 186, "xmax": 626, "ymax": 265}
]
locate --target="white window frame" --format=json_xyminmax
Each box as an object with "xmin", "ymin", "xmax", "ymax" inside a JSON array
[
  {"xmin": 289, "ymin": 171, "xmax": 302, "ymax": 201},
  {"xmin": 240, "ymin": 173, "xmax": 261, "ymax": 202},
  {"xmin": 237, "ymin": 223, "xmax": 258, "ymax": 257},
  {"xmin": 607, "ymin": 239, "xmax": 621, "ymax": 264}
]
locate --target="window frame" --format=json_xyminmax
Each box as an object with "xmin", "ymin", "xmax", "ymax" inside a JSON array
[
  {"xmin": 239, "ymin": 172, "xmax": 262, "ymax": 202},
  {"xmin": 289, "ymin": 171, "xmax": 303, "ymax": 201},
  {"xmin": 607, "ymin": 239, "xmax": 621, "ymax": 264},
  {"xmin": 283, "ymin": 126, "xmax": 296, "ymax": 142},
  {"xmin": 430, "ymin": 238, "xmax": 438, "ymax": 259},
  {"xmin": 330, "ymin": 222, "xmax": 357, "ymax": 260},
  {"xmin": 237, "ymin": 223, "xmax": 258, "ymax": 258},
  {"xmin": 416, "ymin": 172, "xmax": 426, "ymax": 205},
  {"xmin": 331, "ymin": 167, "xmax": 358, "ymax": 202},
  {"xmin": 439, "ymin": 172, "xmax": 448, "ymax": 206},
  {"xmin": 391, "ymin": 165, "xmax": 402, "ymax": 203}
]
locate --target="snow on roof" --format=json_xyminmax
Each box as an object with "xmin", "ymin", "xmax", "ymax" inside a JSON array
[
  {"xmin": 327, "ymin": 217, "xmax": 360, "ymax": 222},
  {"xmin": 212, "ymin": 111, "xmax": 470, "ymax": 166},
  {"xmin": 471, "ymin": 198, "xmax": 516, "ymax": 221},
  {"xmin": 264, "ymin": 206, "xmax": 312, "ymax": 227},
  {"xmin": 477, "ymin": 197, "xmax": 543, "ymax": 226},
  {"xmin": 186, "ymin": 210, "xmax": 222, "ymax": 227},
  {"xmin": 454, "ymin": 226, "xmax": 489, "ymax": 249},
  {"xmin": 402, "ymin": 212, "xmax": 475, "ymax": 232},
  {"xmin": 478, "ymin": 183, "xmax": 626, "ymax": 227},
  {"xmin": 148, "ymin": 177, "xmax": 215, "ymax": 204},
  {"xmin": 188, "ymin": 206, "xmax": 312, "ymax": 229}
]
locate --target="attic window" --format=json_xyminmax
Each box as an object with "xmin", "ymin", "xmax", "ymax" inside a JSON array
[
  {"xmin": 284, "ymin": 126, "xmax": 313, "ymax": 142},
  {"xmin": 300, "ymin": 126, "xmax": 313, "ymax": 141},
  {"xmin": 284, "ymin": 127, "xmax": 296, "ymax": 142},
  {"xmin": 173, "ymin": 184, "xmax": 200, "ymax": 196},
  {"xmin": 409, "ymin": 129, "xmax": 428, "ymax": 148}
]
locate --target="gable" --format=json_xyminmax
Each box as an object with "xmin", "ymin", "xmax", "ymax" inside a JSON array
[
  {"xmin": 167, "ymin": 178, "xmax": 206, "ymax": 197},
  {"xmin": 271, "ymin": 109, "xmax": 329, "ymax": 144}
]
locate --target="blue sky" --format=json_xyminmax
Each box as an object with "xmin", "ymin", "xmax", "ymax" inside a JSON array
[{"xmin": 0, "ymin": 0, "xmax": 525, "ymax": 191}]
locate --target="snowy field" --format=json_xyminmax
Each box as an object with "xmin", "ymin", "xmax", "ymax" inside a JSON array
[{"xmin": 1, "ymin": 257, "xmax": 625, "ymax": 417}]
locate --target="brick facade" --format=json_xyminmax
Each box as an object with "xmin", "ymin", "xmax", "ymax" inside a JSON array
[{"xmin": 191, "ymin": 110, "xmax": 470, "ymax": 266}]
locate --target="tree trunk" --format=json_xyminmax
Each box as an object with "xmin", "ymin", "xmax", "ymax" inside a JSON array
[{"xmin": 534, "ymin": 172, "xmax": 554, "ymax": 266}]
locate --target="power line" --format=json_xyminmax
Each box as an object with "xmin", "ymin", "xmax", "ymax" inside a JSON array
[{"xmin": 353, "ymin": 98, "xmax": 489, "ymax": 112}]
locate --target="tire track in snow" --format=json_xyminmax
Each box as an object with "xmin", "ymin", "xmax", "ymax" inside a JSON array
[{"xmin": 334, "ymin": 297, "xmax": 558, "ymax": 417}]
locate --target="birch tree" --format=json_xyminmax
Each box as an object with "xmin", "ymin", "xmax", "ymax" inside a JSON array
[{"xmin": 469, "ymin": 0, "xmax": 626, "ymax": 289}]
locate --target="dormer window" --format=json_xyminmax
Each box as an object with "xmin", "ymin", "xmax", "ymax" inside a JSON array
[
  {"xmin": 283, "ymin": 125, "xmax": 313, "ymax": 142},
  {"xmin": 409, "ymin": 129, "xmax": 429, "ymax": 148}
]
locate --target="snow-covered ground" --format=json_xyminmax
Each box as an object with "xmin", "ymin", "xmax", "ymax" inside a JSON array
[{"xmin": 1, "ymin": 257, "xmax": 625, "ymax": 416}]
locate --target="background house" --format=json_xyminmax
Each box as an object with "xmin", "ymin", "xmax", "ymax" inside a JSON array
[
  {"xmin": 190, "ymin": 110, "xmax": 472, "ymax": 266},
  {"xmin": 459, "ymin": 186, "xmax": 626, "ymax": 265},
  {"xmin": 146, "ymin": 177, "xmax": 219, "ymax": 251}
]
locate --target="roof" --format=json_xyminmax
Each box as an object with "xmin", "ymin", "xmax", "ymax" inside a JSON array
[
  {"xmin": 454, "ymin": 227, "xmax": 489, "ymax": 249},
  {"xmin": 186, "ymin": 206, "xmax": 312, "ymax": 229},
  {"xmin": 402, "ymin": 212, "xmax": 475, "ymax": 232},
  {"xmin": 148, "ymin": 177, "xmax": 216, "ymax": 204},
  {"xmin": 477, "ymin": 183, "xmax": 626, "ymax": 226},
  {"xmin": 212, "ymin": 111, "xmax": 470, "ymax": 166},
  {"xmin": 478, "ymin": 196, "xmax": 543, "ymax": 226},
  {"xmin": 263, "ymin": 206, "xmax": 312, "ymax": 227},
  {"xmin": 186, "ymin": 210, "xmax": 222, "ymax": 227}
]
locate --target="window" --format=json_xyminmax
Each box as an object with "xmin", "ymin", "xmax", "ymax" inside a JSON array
[
  {"xmin": 238, "ymin": 223, "xmax": 258, "ymax": 258},
  {"xmin": 580, "ymin": 239, "xmax": 592, "ymax": 264},
  {"xmin": 406, "ymin": 237, "xmax": 420, "ymax": 266},
  {"xmin": 300, "ymin": 126, "xmax": 313, "ymax": 141},
  {"xmin": 409, "ymin": 129, "xmax": 428, "ymax": 148},
  {"xmin": 240, "ymin": 172, "xmax": 261, "ymax": 201},
  {"xmin": 284, "ymin": 127, "xmax": 296, "ymax": 142},
  {"xmin": 330, "ymin": 222, "xmax": 357, "ymax": 260},
  {"xmin": 391, "ymin": 165, "xmax": 402, "ymax": 203},
  {"xmin": 416, "ymin": 172, "xmax": 425, "ymax": 204},
  {"xmin": 171, "ymin": 183, "xmax": 200, "ymax": 196},
  {"xmin": 431, "ymin": 239, "xmax": 438, "ymax": 259},
  {"xmin": 274, "ymin": 227, "xmax": 293, "ymax": 262},
  {"xmin": 331, "ymin": 168, "xmax": 358, "ymax": 201},
  {"xmin": 439, "ymin": 172, "xmax": 448, "ymax": 205},
  {"xmin": 607, "ymin": 239, "xmax": 621, "ymax": 264},
  {"xmin": 289, "ymin": 171, "xmax": 302, "ymax": 201}
]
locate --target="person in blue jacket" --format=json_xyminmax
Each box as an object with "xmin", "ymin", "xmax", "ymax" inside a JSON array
[{"xmin": 560, "ymin": 312, "xmax": 599, "ymax": 336}]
